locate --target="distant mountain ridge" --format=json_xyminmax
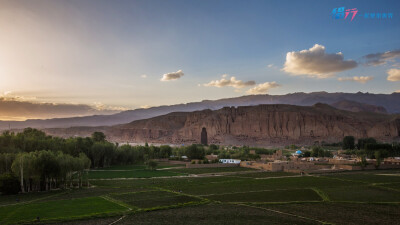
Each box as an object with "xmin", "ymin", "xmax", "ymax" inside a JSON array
[
  {"xmin": 331, "ymin": 100, "xmax": 388, "ymax": 114},
  {"xmin": 1, "ymin": 92, "xmax": 399, "ymax": 130}
]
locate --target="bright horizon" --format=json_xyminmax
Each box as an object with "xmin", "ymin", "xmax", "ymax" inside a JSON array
[{"xmin": 0, "ymin": 0, "xmax": 399, "ymax": 120}]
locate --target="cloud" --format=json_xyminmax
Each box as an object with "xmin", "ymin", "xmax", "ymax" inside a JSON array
[
  {"xmin": 141, "ymin": 74, "xmax": 147, "ymax": 78},
  {"xmin": 161, "ymin": 70, "xmax": 184, "ymax": 81},
  {"xmin": 0, "ymin": 93, "xmax": 125, "ymax": 121},
  {"xmin": 267, "ymin": 64, "xmax": 274, "ymax": 68},
  {"xmin": 93, "ymin": 102, "xmax": 128, "ymax": 111},
  {"xmin": 204, "ymin": 75, "xmax": 256, "ymax": 89},
  {"xmin": 364, "ymin": 50, "xmax": 400, "ymax": 66},
  {"xmin": 387, "ymin": 68, "xmax": 400, "ymax": 81},
  {"xmin": 337, "ymin": 76, "xmax": 373, "ymax": 84},
  {"xmin": 246, "ymin": 82, "xmax": 280, "ymax": 95},
  {"xmin": 395, "ymin": 90, "xmax": 400, "ymax": 93},
  {"xmin": 140, "ymin": 105, "xmax": 151, "ymax": 109},
  {"xmin": 283, "ymin": 44, "xmax": 357, "ymax": 78}
]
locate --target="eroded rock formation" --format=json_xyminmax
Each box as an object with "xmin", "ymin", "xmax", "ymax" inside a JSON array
[{"xmin": 45, "ymin": 104, "xmax": 400, "ymax": 146}]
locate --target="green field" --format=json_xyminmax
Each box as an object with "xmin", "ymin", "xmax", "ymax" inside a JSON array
[
  {"xmin": 205, "ymin": 189, "xmax": 322, "ymax": 203},
  {"xmin": 168, "ymin": 167, "xmax": 255, "ymax": 174},
  {"xmin": 87, "ymin": 170, "xmax": 185, "ymax": 179},
  {"xmin": 110, "ymin": 190, "xmax": 204, "ymax": 209},
  {"xmin": 1, "ymin": 165, "xmax": 400, "ymax": 224},
  {"xmin": 0, "ymin": 197, "xmax": 128, "ymax": 225}
]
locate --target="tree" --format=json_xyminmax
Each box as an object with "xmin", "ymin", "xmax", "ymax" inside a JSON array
[
  {"xmin": 357, "ymin": 138, "xmax": 377, "ymax": 150},
  {"xmin": 209, "ymin": 144, "xmax": 219, "ymax": 151},
  {"xmin": 356, "ymin": 152, "xmax": 368, "ymax": 170},
  {"xmin": 374, "ymin": 151, "xmax": 382, "ymax": 169},
  {"xmin": 0, "ymin": 172, "xmax": 20, "ymax": 195},
  {"xmin": 343, "ymin": 136, "xmax": 355, "ymax": 150},
  {"xmin": 311, "ymin": 146, "xmax": 332, "ymax": 157},
  {"xmin": 186, "ymin": 144, "xmax": 205, "ymax": 160},
  {"xmin": 147, "ymin": 160, "xmax": 158, "ymax": 170},
  {"xmin": 91, "ymin": 132, "xmax": 106, "ymax": 142},
  {"xmin": 302, "ymin": 151, "xmax": 311, "ymax": 157},
  {"xmin": 160, "ymin": 145, "xmax": 172, "ymax": 158}
]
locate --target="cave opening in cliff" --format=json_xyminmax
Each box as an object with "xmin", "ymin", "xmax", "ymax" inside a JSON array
[{"xmin": 201, "ymin": 127, "xmax": 208, "ymax": 145}]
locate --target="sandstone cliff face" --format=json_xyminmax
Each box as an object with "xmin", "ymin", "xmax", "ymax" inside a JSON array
[{"xmin": 92, "ymin": 104, "xmax": 400, "ymax": 146}]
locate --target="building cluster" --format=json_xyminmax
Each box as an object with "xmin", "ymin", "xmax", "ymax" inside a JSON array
[{"xmin": 240, "ymin": 150, "xmax": 400, "ymax": 173}]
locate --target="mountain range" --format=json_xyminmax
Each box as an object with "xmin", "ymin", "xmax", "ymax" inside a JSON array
[{"xmin": 1, "ymin": 92, "xmax": 399, "ymax": 130}]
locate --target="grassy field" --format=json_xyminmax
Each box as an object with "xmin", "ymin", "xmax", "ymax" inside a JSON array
[
  {"xmin": 1, "ymin": 165, "xmax": 400, "ymax": 224},
  {"xmin": 0, "ymin": 197, "xmax": 128, "ymax": 225},
  {"xmin": 255, "ymin": 202, "xmax": 400, "ymax": 225},
  {"xmin": 168, "ymin": 166, "xmax": 256, "ymax": 174},
  {"xmin": 204, "ymin": 189, "xmax": 322, "ymax": 203},
  {"xmin": 86, "ymin": 163, "xmax": 188, "ymax": 179},
  {"xmin": 110, "ymin": 190, "xmax": 203, "ymax": 209},
  {"xmin": 86, "ymin": 170, "xmax": 185, "ymax": 179}
]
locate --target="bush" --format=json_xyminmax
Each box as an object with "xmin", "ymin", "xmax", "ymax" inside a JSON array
[
  {"xmin": 146, "ymin": 160, "xmax": 158, "ymax": 170},
  {"xmin": 0, "ymin": 172, "xmax": 20, "ymax": 195},
  {"xmin": 343, "ymin": 136, "xmax": 355, "ymax": 150},
  {"xmin": 186, "ymin": 144, "xmax": 205, "ymax": 160},
  {"xmin": 191, "ymin": 160, "xmax": 196, "ymax": 164}
]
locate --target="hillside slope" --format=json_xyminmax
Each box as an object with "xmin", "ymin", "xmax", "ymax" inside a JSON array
[
  {"xmin": 1, "ymin": 92, "xmax": 399, "ymax": 130},
  {"xmin": 44, "ymin": 104, "xmax": 400, "ymax": 146}
]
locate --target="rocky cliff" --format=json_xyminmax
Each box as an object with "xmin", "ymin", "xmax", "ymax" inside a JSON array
[{"xmin": 44, "ymin": 104, "xmax": 400, "ymax": 146}]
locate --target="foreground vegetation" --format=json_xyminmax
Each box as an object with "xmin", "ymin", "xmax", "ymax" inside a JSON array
[
  {"xmin": 0, "ymin": 166, "xmax": 399, "ymax": 225},
  {"xmin": 1, "ymin": 129, "xmax": 400, "ymax": 224}
]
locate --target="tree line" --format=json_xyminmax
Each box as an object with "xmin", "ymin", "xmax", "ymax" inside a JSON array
[
  {"xmin": 342, "ymin": 136, "xmax": 400, "ymax": 158},
  {"xmin": 0, "ymin": 128, "xmax": 211, "ymax": 194}
]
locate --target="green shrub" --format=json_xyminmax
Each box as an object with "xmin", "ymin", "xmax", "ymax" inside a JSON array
[{"xmin": 146, "ymin": 160, "xmax": 158, "ymax": 170}]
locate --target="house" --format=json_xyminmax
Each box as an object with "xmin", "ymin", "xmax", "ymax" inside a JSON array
[
  {"xmin": 205, "ymin": 154, "xmax": 218, "ymax": 161},
  {"xmin": 219, "ymin": 159, "xmax": 241, "ymax": 164},
  {"xmin": 292, "ymin": 150, "xmax": 302, "ymax": 157}
]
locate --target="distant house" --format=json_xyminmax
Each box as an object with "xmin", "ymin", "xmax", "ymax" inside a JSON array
[
  {"xmin": 219, "ymin": 159, "xmax": 241, "ymax": 164},
  {"xmin": 205, "ymin": 154, "xmax": 218, "ymax": 161},
  {"xmin": 292, "ymin": 150, "xmax": 302, "ymax": 157}
]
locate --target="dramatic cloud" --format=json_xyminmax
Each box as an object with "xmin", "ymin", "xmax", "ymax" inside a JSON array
[
  {"xmin": 160, "ymin": 70, "xmax": 184, "ymax": 81},
  {"xmin": 204, "ymin": 75, "xmax": 256, "ymax": 89},
  {"xmin": 246, "ymin": 82, "xmax": 280, "ymax": 95},
  {"xmin": 0, "ymin": 93, "xmax": 124, "ymax": 121},
  {"xmin": 337, "ymin": 76, "xmax": 373, "ymax": 84},
  {"xmin": 387, "ymin": 68, "xmax": 400, "ymax": 81},
  {"xmin": 283, "ymin": 44, "xmax": 357, "ymax": 78},
  {"xmin": 364, "ymin": 50, "xmax": 400, "ymax": 66}
]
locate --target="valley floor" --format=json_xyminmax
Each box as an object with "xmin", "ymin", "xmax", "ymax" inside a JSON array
[{"xmin": 1, "ymin": 164, "xmax": 400, "ymax": 225}]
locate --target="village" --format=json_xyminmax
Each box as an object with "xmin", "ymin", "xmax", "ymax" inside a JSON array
[{"xmin": 185, "ymin": 148, "xmax": 400, "ymax": 173}]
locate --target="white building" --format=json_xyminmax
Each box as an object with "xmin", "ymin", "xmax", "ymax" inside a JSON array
[{"xmin": 219, "ymin": 159, "xmax": 241, "ymax": 164}]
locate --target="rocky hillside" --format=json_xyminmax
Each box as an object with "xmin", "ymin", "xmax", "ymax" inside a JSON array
[
  {"xmin": 331, "ymin": 100, "xmax": 388, "ymax": 114},
  {"xmin": 44, "ymin": 104, "xmax": 400, "ymax": 146},
  {"xmin": 2, "ymin": 92, "xmax": 400, "ymax": 130}
]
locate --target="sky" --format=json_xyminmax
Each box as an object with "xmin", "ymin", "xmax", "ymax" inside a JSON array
[{"xmin": 0, "ymin": 0, "xmax": 399, "ymax": 120}]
